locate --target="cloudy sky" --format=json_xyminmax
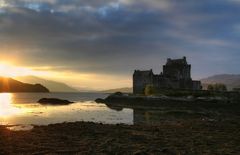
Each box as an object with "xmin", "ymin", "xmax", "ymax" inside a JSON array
[{"xmin": 0, "ymin": 0, "xmax": 240, "ymax": 90}]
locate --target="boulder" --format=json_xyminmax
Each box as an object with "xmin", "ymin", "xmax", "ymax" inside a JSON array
[
  {"xmin": 95, "ymin": 98, "xmax": 105, "ymax": 103},
  {"xmin": 38, "ymin": 98, "xmax": 74, "ymax": 105}
]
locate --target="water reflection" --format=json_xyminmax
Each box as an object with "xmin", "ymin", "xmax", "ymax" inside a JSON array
[
  {"xmin": 0, "ymin": 93, "xmax": 23, "ymax": 117},
  {"xmin": 0, "ymin": 93, "xmax": 133, "ymax": 129},
  {"xmin": 106, "ymin": 104, "xmax": 164, "ymax": 125},
  {"xmin": 133, "ymin": 109, "xmax": 164, "ymax": 125},
  {"xmin": 0, "ymin": 92, "xmax": 163, "ymax": 128},
  {"xmin": 6, "ymin": 125, "xmax": 33, "ymax": 131}
]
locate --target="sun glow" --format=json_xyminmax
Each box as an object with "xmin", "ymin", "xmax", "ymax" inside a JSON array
[
  {"xmin": 0, "ymin": 62, "xmax": 53, "ymax": 78},
  {"xmin": 0, "ymin": 93, "xmax": 22, "ymax": 117},
  {"xmin": 0, "ymin": 62, "xmax": 33, "ymax": 77}
]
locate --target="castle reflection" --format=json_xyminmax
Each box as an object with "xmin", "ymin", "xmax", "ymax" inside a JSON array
[
  {"xmin": 105, "ymin": 104, "xmax": 163, "ymax": 125},
  {"xmin": 133, "ymin": 109, "xmax": 163, "ymax": 125}
]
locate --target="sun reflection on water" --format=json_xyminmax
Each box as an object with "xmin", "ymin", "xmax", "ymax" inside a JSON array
[{"xmin": 0, "ymin": 93, "xmax": 22, "ymax": 117}]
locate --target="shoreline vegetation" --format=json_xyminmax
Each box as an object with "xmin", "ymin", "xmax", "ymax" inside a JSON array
[{"xmin": 96, "ymin": 89, "xmax": 240, "ymax": 106}]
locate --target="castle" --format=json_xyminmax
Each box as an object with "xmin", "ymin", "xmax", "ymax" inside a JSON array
[{"xmin": 133, "ymin": 57, "xmax": 202, "ymax": 94}]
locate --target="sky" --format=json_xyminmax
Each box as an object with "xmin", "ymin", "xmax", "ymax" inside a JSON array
[{"xmin": 0, "ymin": 0, "xmax": 240, "ymax": 90}]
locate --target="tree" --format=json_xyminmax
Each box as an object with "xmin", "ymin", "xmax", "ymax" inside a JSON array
[
  {"xmin": 207, "ymin": 83, "xmax": 227, "ymax": 92},
  {"xmin": 207, "ymin": 84, "xmax": 214, "ymax": 91}
]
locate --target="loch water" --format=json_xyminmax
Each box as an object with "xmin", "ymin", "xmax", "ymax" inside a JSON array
[{"xmin": 0, "ymin": 93, "xmax": 134, "ymax": 130}]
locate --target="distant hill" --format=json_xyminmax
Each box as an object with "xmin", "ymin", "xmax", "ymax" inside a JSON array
[
  {"xmin": 0, "ymin": 77, "xmax": 49, "ymax": 92},
  {"xmin": 201, "ymin": 74, "xmax": 240, "ymax": 90},
  {"xmin": 100, "ymin": 87, "xmax": 132, "ymax": 93},
  {"xmin": 16, "ymin": 76, "xmax": 78, "ymax": 92}
]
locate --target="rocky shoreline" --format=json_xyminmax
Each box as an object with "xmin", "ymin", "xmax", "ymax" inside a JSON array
[{"xmin": 0, "ymin": 119, "xmax": 240, "ymax": 155}]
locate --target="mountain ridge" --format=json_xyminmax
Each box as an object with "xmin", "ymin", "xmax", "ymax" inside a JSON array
[
  {"xmin": 15, "ymin": 76, "xmax": 78, "ymax": 92},
  {"xmin": 200, "ymin": 74, "xmax": 240, "ymax": 90}
]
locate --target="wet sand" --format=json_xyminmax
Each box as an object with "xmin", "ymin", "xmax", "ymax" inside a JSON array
[{"xmin": 0, "ymin": 118, "xmax": 240, "ymax": 155}]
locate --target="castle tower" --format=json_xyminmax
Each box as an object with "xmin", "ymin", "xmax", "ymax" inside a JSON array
[
  {"xmin": 163, "ymin": 56, "xmax": 191, "ymax": 80},
  {"xmin": 133, "ymin": 70, "xmax": 154, "ymax": 94}
]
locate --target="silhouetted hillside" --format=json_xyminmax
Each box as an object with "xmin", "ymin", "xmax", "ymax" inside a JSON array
[
  {"xmin": 0, "ymin": 77, "xmax": 49, "ymax": 92},
  {"xmin": 16, "ymin": 76, "xmax": 78, "ymax": 92},
  {"xmin": 201, "ymin": 74, "xmax": 240, "ymax": 90}
]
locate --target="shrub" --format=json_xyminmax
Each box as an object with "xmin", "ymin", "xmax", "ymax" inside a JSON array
[
  {"xmin": 207, "ymin": 83, "xmax": 227, "ymax": 92},
  {"xmin": 144, "ymin": 85, "xmax": 156, "ymax": 96}
]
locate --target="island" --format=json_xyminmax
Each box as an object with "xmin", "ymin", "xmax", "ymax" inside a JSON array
[{"xmin": 96, "ymin": 57, "xmax": 240, "ymax": 105}]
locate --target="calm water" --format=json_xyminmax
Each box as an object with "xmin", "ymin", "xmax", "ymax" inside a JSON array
[{"xmin": 0, "ymin": 93, "xmax": 134, "ymax": 130}]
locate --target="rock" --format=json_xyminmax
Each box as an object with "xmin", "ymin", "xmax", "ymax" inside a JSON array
[
  {"xmin": 38, "ymin": 98, "xmax": 74, "ymax": 105},
  {"xmin": 112, "ymin": 92, "xmax": 124, "ymax": 96},
  {"xmin": 95, "ymin": 98, "xmax": 105, "ymax": 103},
  {"xmin": 160, "ymin": 148, "xmax": 176, "ymax": 155},
  {"xmin": 105, "ymin": 104, "xmax": 123, "ymax": 111},
  {"xmin": 133, "ymin": 150, "xmax": 148, "ymax": 155},
  {"xmin": 187, "ymin": 95, "xmax": 194, "ymax": 99}
]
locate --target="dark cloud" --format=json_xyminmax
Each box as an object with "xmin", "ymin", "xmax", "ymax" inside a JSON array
[{"xmin": 0, "ymin": 0, "xmax": 240, "ymax": 79}]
